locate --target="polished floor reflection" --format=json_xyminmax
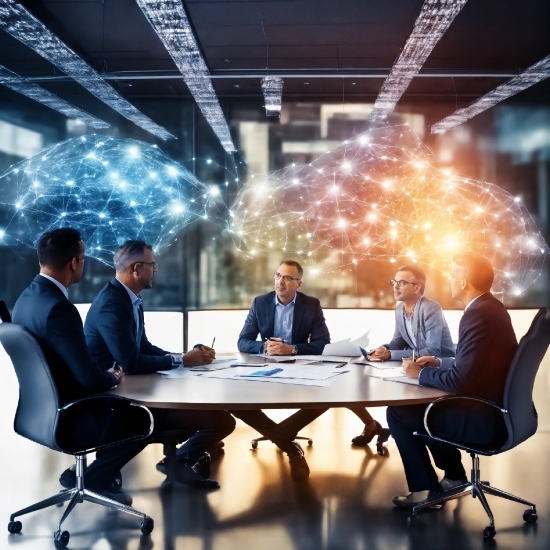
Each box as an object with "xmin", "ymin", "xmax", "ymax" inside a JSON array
[{"xmin": 1, "ymin": 348, "xmax": 549, "ymax": 550}]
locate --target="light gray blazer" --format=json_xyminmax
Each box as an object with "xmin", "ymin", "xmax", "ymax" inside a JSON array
[{"xmin": 383, "ymin": 296, "xmax": 455, "ymax": 360}]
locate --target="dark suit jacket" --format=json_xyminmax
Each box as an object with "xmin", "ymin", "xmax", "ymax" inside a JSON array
[
  {"xmin": 419, "ymin": 292, "xmax": 518, "ymax": 405},
  {"xmin": 84, "ymin": 278, "xmax": 173, "ymax": 374},
  {"xmin": 237, "ymin": 291, "xmax": 330, "ymax": 355},
  {"xmin": 12, "ymin": 275, "xmax": 116, "ymax": 406}
]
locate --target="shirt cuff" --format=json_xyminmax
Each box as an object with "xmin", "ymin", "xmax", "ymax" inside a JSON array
[{"xmin": 169, "ymin": 355, "xmax": 183, "ymax": 368}]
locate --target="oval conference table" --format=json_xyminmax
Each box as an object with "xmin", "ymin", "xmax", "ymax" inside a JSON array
[{"xmin": 109, "ymin": 354, "xmax": 449, "ymax": 410}]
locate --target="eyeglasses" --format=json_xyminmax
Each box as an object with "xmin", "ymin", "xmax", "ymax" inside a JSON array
[
  {"xmin": 389, "ymin": 279, "xmax": 417, "ymax": 288},
  {"xmin": 136, "ymin": 261, "xmax": 158, "ymax": 269},
  {"xmin": 273, "ymin": 272, "xmax": 301, "ymax": 283}
]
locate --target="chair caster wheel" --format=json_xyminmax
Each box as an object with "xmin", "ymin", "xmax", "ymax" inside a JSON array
[
  {"xmin": 8, "ymin": 520, "xmax": 22, "ymax": 534},
  {"xmin": 523, "ymin": 509, "xmax": 538, "ymax": 523},
  {"xmin": 54, "ymin": 530, "xmax": 70, "ymax": 547},
  {"xmin": 376, "ymin": 443, "xmax": 387, "ymax": 456},
  {"xmin": 251, "ymin": 440, "xmax": 258, "ymax": 450},
  {"xmin": 140, "ymin": 516, "xmax": 154, "ymax": 535},
  {"xmin": 307, "ymin": 439, "xmax": 313, "ymax": 446},
  {"xmin": 483, "ymin": 525, "xmax": 496, "ymax": 539}
]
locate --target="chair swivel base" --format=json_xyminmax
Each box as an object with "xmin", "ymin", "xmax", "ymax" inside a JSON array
[
  {"xmin": 251, "ymin": 435, "xmax": 313, "ymax": 450},
  {"xmin": 407, "ymin": 454, "xmax": 537, "ymax": 539},
  {"xmin": 7, "ymin": 456, "xmax": 154, "ymax": 547}
]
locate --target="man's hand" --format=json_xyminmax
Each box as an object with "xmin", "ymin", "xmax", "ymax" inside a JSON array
[
  {"xmin": 183, "ymin": 346, "xmax": 215, "ymax": 366},
  {"xmin": 402, "ymin": 358, "xmax": 423, "ymax": 379},
  {"xmin": 108, "ymin": 366, "xmax": 125, "ymax": 384},
  {"xmin": 264, "ymin": 338, "xmax": 294, "ymax": 356},
  {"xmin": 416, "ymin": 356, "xmax": 440, "ymax": 368},
  {"xmin": 367, "ymin": 347, "xmax": 391, "ymax": 361}
]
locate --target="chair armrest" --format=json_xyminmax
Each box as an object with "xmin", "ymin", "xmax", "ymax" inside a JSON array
[
  {"xmin": 423, "ymin": 395, "xmax": 506, "ymax": 438},
  {"xmin": 57, "ymin": 395, "xmax": 154, "ymax": 454}
]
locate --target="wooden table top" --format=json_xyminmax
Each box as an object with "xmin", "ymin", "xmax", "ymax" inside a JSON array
[{"xmin": 109, "ymin": 355, "xmax": 449, "ymax": 410}]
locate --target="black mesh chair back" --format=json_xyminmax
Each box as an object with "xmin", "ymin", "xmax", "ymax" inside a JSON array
[
  {"xmin": 0, "ymin": 322, "xmax": 61, "ymax": 450},
  {"xmin": 411, "ymin": 308, "xmax": 550, "ymax": 538},
  {"xmin": 501, "ymin": 308, "xmax": 550, "ymax": 451},
  {"xmin": 0, "ymin": 322, "xmax": 155, "ymax": 544},
  {"xmin": 0, "ymin": 300, "xmax": 11, "ymax": 323}
]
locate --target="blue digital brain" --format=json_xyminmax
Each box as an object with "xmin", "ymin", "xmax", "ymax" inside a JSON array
[{"xmin": 0, "ymin": 135, "xmax": 225, "ymax": 264}]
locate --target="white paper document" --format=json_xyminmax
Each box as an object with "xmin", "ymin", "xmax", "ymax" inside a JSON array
[
  {"xmin": 241, "ymin": 364, "xmax": 348, "ymax": 380},
  {"xmin": 363, "ymin": 365, "xmax": 420, "ymax": 385},
  {"xmin": 322, "ymin": 330, "xmax": 370, "ymax": 357}
]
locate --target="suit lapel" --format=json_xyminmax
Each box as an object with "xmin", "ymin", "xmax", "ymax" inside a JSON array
[
  {"xmin": 292, "ymin": 293, "xmax": 305, "ymax": 344},
  {"xmin": 265, "ymin": 294, "xmax": 276, "ymax": 338}
]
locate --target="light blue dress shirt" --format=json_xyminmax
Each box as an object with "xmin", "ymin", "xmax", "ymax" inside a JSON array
[{"xmin": 273, "ymin": 293, "xmax": 297, "ymax": 344}]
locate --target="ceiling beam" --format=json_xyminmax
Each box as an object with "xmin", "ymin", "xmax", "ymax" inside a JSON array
[
  {"xmin": 368, "ymin": 0, "xmax": 468, "ymax": 122},
  {"xmin": 0, "ymin": 0, "xmax": 174, "ymax": 140},
  {"xmin": 135, "ymin": 0, "xmax": 236, "ymax": 152},
  {"xmin": 431, "ymin": 54, "xmax": 550, "ymax": 133},
  {"xmin": 0, "ymin": 65, "xmax": 109, "ymax": 129}
]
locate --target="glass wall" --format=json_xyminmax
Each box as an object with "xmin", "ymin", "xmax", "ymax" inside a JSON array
[{"xmin": 0, "ymin": 91, "xmax": 549, "ymax": 312}]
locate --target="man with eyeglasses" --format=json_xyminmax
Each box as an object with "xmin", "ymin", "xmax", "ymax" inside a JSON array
[
  {"xmin": 388, "ymin": 253, "xmax": 517, "ymax": 508},
  {"xmin": 349, "ymin": 265, "xmax": 455, "ymax": 448},
  {"xmin": 59, "ymin": 240, "xmax": 235, "ymax": 492},
  {"xmin": 234, "ymin": 260, "xmax": 330, "ymax": 480},
  {"xmin": 12, "ymin": 228, "xmax": 146, "ymax": 505}
]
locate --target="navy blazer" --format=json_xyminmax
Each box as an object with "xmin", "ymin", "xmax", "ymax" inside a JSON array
[
  {"xmin": 12, "ymin": 275, "xmax": 116, "ymax": 406},
  {"xmin": 84, "ymin": 278, "xmax": 172, "ymax": 374},
  {"xmin": 237, "ymin": 291, "xmax": 330, "ymax": 355},
  {"xmin": 384, "ymin": 297, "xmax": 455, "ymax": 360},
  {"xmin": 420, "ymin": 292, "xmax": 518, "ymax": 405}
]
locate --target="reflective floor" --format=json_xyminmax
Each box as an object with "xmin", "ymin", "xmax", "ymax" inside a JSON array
[{"xmin": 1, "ymin": 345, "xmax": 549, "ymax": 549}]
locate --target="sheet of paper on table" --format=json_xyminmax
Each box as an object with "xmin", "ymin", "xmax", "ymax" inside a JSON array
[
  {"xmin": 158, "ymin": 361, "xmax": 235, "ymax": 377},
  {"xmin": 363, "ymin": 365, "xmax": 420, "ymax": 386},
  {"xmin": 321, "ymin": 330, "xmax": 370, "ymax": 357},
  {"xmin": 353, "ymin": 359, "xmax": 405, "ymax": 370},
  {"xmin": 197, "ymin": 364, "xmax": 348, "ymax": 386}
]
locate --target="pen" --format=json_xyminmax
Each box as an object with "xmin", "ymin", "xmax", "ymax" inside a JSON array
[
  {"xmin": 413, "ymin": 349, "xmax": 416, "ymax": 361},
  {"xmin": 211, "ymin": 337, "xmax": 216, "ymax": 348}
]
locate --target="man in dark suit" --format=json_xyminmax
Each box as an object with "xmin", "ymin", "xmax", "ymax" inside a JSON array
[
  {"xmin": 82, "ymin": 240, "xmax": 235, "ymax": 489},
  {"xmin": 388, "ymin": 252, "xmax": 518, "ymax": 507},
  {"xmin": 12, "ymin": 228, "xmax": 140, "ymax": 504},
  {"xmin": 234, "ymin": 260, "xmax": 331, "ymax": 480}
]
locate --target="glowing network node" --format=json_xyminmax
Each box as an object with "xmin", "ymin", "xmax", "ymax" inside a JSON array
[
  {"xmin": 230, "ymin": 124, "xmax": 549, "ymax": 296},
  {"xmin": 0, "ymin": 135, "xmax": 226, "ymax": 265}
]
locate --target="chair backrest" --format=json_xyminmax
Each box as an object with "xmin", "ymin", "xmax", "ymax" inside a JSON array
[
  {"xmin": 501, "ymin": 308, "xmax": 550, "ymax": 451},
  {"xmin": 0, "ymin": 301, "xmax": 11, "ymax": 323},
  {"xmin": 0, "ymin": 323, "xmax": 61, "ymax": 450}
]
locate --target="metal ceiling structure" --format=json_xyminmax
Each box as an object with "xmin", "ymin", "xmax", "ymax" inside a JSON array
[{"xmin": 0, "ymin": 0, "xmax": 548, "ymax": 146}]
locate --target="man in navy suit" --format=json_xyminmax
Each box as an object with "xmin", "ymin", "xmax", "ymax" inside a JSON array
[
  {"xmin": 12, "ymin": 228, "xmax": 140, "ymax": 504},
  {"xmin": 82, "ymin": 240, "xmax": 235, "ymax": 489},
  {"xmin": 234, "ymin": 260, "xmax": 331, "ymax": 480},
  {"xmin": 388, "ymin": 252, "xmax": 518, "ymax": 507}
]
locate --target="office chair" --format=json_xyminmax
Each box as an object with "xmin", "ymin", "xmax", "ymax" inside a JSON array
[
  {"xmin": 251, "ymin": 434, "xmax": 313, "ymax": 450},
  {"xmin": 408, "ymin": 308, "xmax": 550, "ymax": 539},
  {"xmin": 0, "ymin": 300, "xmax": 11, "ymax": 323},
  {"xmin": 0, "ymin": 323, "xmax": 156, "ymax": 547}
]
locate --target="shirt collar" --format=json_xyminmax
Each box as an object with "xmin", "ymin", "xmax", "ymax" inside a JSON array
[
  {"xmin": 464, "ymin": 292, "xmax": 488, "ymax": 311},
  {"xmin": 275, "ymin": 292, "xmax": 297, "ymax": 308},
  {"xmin": 39, "ymin": 273, "xmax": 68, "ymax": 299},
  {"xmin": 116, "ymin": 277, "xmax": 142, "ymax": 307}
]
